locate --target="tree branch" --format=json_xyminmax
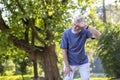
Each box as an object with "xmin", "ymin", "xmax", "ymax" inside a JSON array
[
  {"xmin": 8, "ymin": 35, "xmax": 44, "ymax": 54},
  {"xmin": 29, "ymin": 19, "xmax": 45, "ymax": 44},
  {"xmin": 0, "ymin": 11, "xmax": 44, "ymax": 55},
  {"xmin": 0, "ymin": 11, "xmax": 9, "ymax": 31}
]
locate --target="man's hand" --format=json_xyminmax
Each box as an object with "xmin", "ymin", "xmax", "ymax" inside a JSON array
[{"xmin": 64, "ymin": 66, "xmax": 72, "ymax": 77}]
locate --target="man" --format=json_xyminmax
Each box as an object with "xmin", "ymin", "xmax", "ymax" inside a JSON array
[{"xmin": 60, "ymin": 17, "xmax": 101, "ymax": 80}]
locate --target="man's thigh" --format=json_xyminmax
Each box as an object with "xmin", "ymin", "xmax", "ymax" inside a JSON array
[
  {"xmin": 78, "ymin": 63, "xmax": 90, "ymax": 80},
  {"xmin": 63, "ymin": 65, "xmax": 76, "ymax": 80}
]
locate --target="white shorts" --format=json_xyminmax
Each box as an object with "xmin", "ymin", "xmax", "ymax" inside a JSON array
[{"xmin": 64, "ymin": 63, "xmax": 90, "ymax": 80}]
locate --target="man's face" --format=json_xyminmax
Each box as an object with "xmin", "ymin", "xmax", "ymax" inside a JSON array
[{"xmin": 73, "ymin": 21, "xmax": 85, "ymax": 32}]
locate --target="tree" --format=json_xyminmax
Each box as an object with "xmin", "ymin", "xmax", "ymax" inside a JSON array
[
  {"xmin": 98, "ymin": 23, "xmax": 120, "ymax": 79},
  {"xmin": 0, "ymin": 31, "xmax": 11, "ymax": 75},
  {"xmin": 0, "ymin": 0, "xmax": 72, "ymax": 79},
  {"xmin": 102, "ymin": 0, "xmax": 107, "ymax": 23}
]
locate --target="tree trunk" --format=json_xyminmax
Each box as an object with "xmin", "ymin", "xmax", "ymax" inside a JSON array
[
  {"xmin": 33, "ymin": 61, "xmax": 38, "ymax": 80},
  {"xmin": 103, "ymin": 0, "xmax": 107, "ymax": 23},
  {"xmin": 40, "ymin": 45, "xmax": 62, "ymax": 80}
]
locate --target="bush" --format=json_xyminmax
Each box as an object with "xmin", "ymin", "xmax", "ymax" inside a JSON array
[{"xmin": 98, "ymin": 23, "xmax": 120, "ymax": 79}]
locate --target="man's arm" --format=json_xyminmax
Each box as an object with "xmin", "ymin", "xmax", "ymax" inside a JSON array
[
  {"xmin": 87, "ymin": 27, "xmax": 102, "ymax": 39},
  {"xmin": 62, "ymin": 49, "xmax": 69, "ymax": 67},
  {"xmin": 62, "ymin": 49, "xmax": 72, "ymax": 76}
]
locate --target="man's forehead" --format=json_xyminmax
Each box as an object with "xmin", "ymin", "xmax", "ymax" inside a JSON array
[
  {"xmin": 74, "ymin": 21, "xmax": 84, "ymax": 24},
  {"xmin": 74, "ymin": 21, "xmax": 80, "ymax": 24}
]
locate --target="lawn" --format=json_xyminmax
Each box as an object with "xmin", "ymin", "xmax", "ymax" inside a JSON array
[
  {"xmin": 0, "ymin": 75, "xmax": 32, "ymax": 80},
  {"xmin": 74, "ymin": 78, "xmax": 109, "ymax": 80},
  {"xmin": 0, "ymin": 75, "xmax": 110, "ymax": 80}
]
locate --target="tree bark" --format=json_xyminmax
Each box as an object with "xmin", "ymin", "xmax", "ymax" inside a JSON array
[
  {"xmin": 33, "ymin": 61, "xmax": 38, "ymax": 80},
  {"xmin": 40, "ymin": 45, "xmax": 62, "ymax": 80},
  {"xmin": 103, "ymin": 0, "xmax": 107, "ymax": 23}
]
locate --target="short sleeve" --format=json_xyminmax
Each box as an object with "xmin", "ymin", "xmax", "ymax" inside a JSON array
[
  {"xmin": 86, "ymin": 30, "xmax": 92, "ymax": 39},
  {"xmin": 60, "ymin": 31, "xmax": 68, "ymax": 49}
]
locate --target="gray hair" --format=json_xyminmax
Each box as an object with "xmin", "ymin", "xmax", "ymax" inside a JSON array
[{"xmin": 73, "ymin": 17, "xmax": 85, "ymax": 23}]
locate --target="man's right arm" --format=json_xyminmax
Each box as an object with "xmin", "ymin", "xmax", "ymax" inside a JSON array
[
  {"xmin": 62, "ymin": 49, "xmax": 72, "ymax": 76},
  {"xmin": 62, "ymin": 49, "xmax": 69, "ymax": 67},
  {"xmin": 60, "ymin": 31, "xmax": 72, "ymax": 76}
]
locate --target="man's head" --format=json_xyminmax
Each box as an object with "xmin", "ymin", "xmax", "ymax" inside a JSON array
[{"xmin": 73, "ymin": 17, "xmax": 86, "ymax": 33}]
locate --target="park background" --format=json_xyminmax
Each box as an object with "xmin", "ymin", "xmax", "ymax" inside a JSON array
[{"xmin": 0, "ymin": 0, "xmax": 120, "ymax": 80}]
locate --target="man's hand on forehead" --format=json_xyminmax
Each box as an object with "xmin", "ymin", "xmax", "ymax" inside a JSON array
[{"xmin": 75, "ymin": 21, "xmax": 85, "ymax": 27}]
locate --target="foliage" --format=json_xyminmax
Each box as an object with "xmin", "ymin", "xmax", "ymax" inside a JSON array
[
  {"xmin": 0, "ymin": 0, "xmax": 73, "ymax": 79},
  {"xmin": 0, "ymin": 31, "xmax": 12, "ymax": 75},
  {"xmin": 3, "ymin": 60, "xmax": 15, "ymax": 76},
  {"xmin": 98, "ymin": 23, "xmax": 120, "ymax": 78}
]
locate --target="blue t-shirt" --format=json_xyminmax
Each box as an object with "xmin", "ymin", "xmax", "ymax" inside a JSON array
[{"xmin": 60, "ymin": 28, "xmax": 92, "ymax": 65}]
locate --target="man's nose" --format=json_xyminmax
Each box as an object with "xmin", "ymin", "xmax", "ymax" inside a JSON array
[{"xmin": 75, "ymin": 26, "xmax": 79, "ymax": 29}]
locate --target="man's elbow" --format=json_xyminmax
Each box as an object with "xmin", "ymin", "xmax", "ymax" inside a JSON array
[{"xmin": 62, "ymin": 49, "xmax": 67, "ymax": 54}]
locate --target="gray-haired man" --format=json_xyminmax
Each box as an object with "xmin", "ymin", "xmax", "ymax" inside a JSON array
[{"xmin": 60, "ymin": 17, "xmax": 101, "ymax": 80}]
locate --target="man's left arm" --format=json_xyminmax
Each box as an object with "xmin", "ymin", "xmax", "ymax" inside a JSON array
[{"xmin": 87, "ymin": 26, "xmax": 102, "ymax": 39}]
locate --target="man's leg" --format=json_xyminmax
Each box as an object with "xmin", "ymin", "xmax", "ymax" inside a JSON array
[
  {"xmin": 78, "ymin": 63, "xmax": 90, "ymax": 80},
  {"xmin": 64, "ymin": 65, "xmax": 76, "ymax": 80}
]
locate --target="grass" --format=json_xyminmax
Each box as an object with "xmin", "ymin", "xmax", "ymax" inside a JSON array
[
  {"xmin": 73, "ymin": 73, "xmax": 110, "ymax": 80},
  {"xmin": 0, "ymin": 75, "xmax": 32, "ymax": 80},
  {"xmin": 74, "ymin": 78, "xmax": 109, "ymax": 80},
  {"xmin": 0, "ymin": 75, "xmax": 110, "ymax": 80}
]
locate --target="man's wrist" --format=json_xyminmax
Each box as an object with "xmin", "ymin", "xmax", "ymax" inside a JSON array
[{"xmin": 66, "ymin": 65, "xmax": 70, "ymax": 67}]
